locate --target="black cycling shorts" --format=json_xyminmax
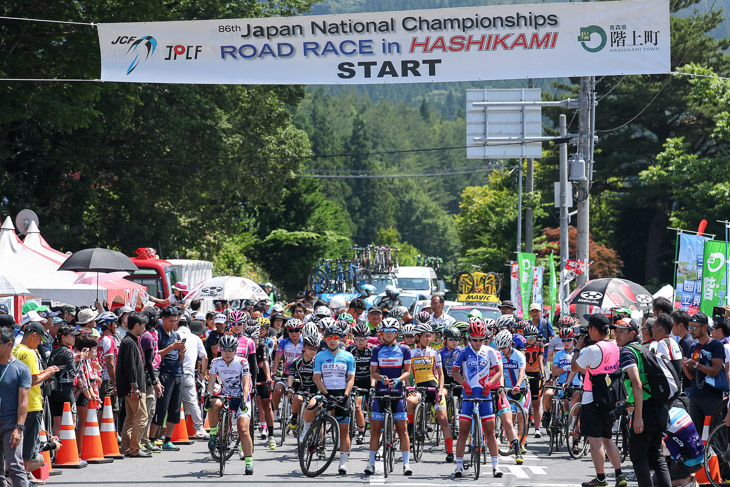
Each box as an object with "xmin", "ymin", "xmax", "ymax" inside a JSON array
[
  {"xmin": 527, "ymin": 372, "xmax": 543, "ymax": 401},
  {"xmin": 256, "ymin": 383, "xmax": 271, "ymax": 400}
]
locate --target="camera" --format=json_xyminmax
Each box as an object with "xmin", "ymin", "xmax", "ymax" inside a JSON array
[
  {"xmin": 577, "ymin": 326, "xmax": 595, "ymax": 347},
  {"xmin": 609, "ymin": 401, "xmax": 629, "ymax": 421}
]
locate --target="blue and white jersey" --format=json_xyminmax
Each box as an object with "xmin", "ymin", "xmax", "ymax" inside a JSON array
[
  {"xmin": 314, "ymin": 348, "xmax": 355, "ymax": 390},
  {"xmin": 276, "ymin": 338, "xmax": 303, "ymax": 374},
  {"xmin": 553, "ymin": 348, "xmax": 582, "ymax": 386},
  {"xmin": 439, "ymin": 346, "xmax": 462, "ymax": 379},
  {"xmin": 454, "ymin": 345, "xmax": 501, "ymax": 391},
  {"xmin": 371, "ymin": 343, "xmax": 411, "ymax": 393},
  {"xmin": 501, "ymin": 348, "xmax": 526, "ymax": 389},
  {"xmin": 210, "ymin": 356, "xmax": 250, "ymax": 398}
]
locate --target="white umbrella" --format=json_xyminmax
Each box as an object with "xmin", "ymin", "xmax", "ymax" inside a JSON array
[
  {"xmin": 0, "ymin": 272, "xmax": 30, "ymax": 297},
  {"xmin": 183, "ymin": 276, "xmax": 269, "ymax": 302}
]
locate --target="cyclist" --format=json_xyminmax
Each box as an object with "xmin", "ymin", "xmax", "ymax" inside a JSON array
[
  {"xmin": 379, "ymin": 285, "xmax": 402, "ymax": 312},
  {"xmin": 401, "ymin": 323, "xmax": 417, "ymax": 349},
  {"xmin": 440, "ymin": 326, "xmax": 463, "ymax": 390},
  {"xmin": 547, "ymin": 316, "xmax": 574, "ymax": 366},
  {"xmin": 542, "ymin": 327, "xmax": 581, "ymax": 429},
  {"xmin": 229, "ymin": 311, "xmax": 257, "ymax": 366},
  {"xmin": 514, "ymin": 320, "xmax": 529, "ymax": 351},
  {"xmin": 360, "ymin": 283, "xmax": 378, "ymax": 310},
  {"xmin": 452, "ymin": 318, "xmax": 504, "ymax": 478},
  {"xmin": 271, "ymin": 319, "xmax": 304, "ymax": 422},
  {"xmin": 206, "ymin": 335, "xmax": 254, "ymax": 474},
  {"xmin": 455, "ymin": 321, "xmax": 470, "ymax": 347},
  {"xmin": 406, "ymin": 322, "xmax": 454, "ymax": 462},
  {"xmin": 306, "ymin": 321, "xmax": 356, "ymax": 475},
  {"xmin": 338, "ymin": 313, "xmax": 355, "ymax": 345},
  {"xmin": 366, "ymin": 317, "xmax": 413, "ymax": 476},
  {"xmin": 431, "ymin": 322, "xmax": 445, "ymax": 351},
  {"xmin": 493, "ymin": 329, "xmax": 527, "ymax": 463},
  {"xmin": 245, "ymin": 319, "xmax": 276, "ymax": 450},
  {"xmin": 523, "ymin": 324, "xmax": 545, "ymax": 438},
  {"xmin": 286, "ymin": 327, "xmax": 319, "ymax": 432},
  {"xmin": 346, "ymin": 321, "xmax": 374, "ymax": 444}
]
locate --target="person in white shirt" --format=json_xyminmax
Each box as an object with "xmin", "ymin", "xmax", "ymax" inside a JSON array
[
  {"xmin": 177, "ymin": 318, "xmax": 209, "ymax": 439},
  {"xmin": 430, "ymin": 295, "xmax": 455, "ymax": 328}
]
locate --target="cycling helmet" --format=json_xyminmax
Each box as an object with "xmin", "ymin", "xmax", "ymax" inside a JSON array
[
  {"xmin": 256, "ymin": 316, "xmax": 271, "ymax": 328},
  {"xmin": 244, "ymin": 320, "xmax": 260, "ymax": 338},
  {"xmin": 337, "ymin": 313, "xmax": 354, "ymax": 325},
  {"xmin": 468, "ymin": 319, "xmax": 487, "ymax": 338},
  {"xmin": 414, "ymin": 322, "xmax": 433, "ymax": 335},
  {"xmin": 336, "ymin": 319, "xmax": 351, "ymax": 337},
  {"xmin": 415, "ymin": 311, "xmax": 432, "ymax": 325},
  {"xmin": 523, "ymin": 324, "xmax": 539, "ymax": 337},
  {"xmin": 302, "ymin": 333, "xmax": 321, "ymax": 348},
  {"xmin": 559, "ymin": 327, "xmax": 576, "ymax": 340},
  {"xmin": 218, "ymin": 335, "xmax": 238, "ymax": 352},
  {"xmin": 286, "ymin": 318, "xmax": 304, "ymax": 331},
  {"xmin": 377, "ymin": 316, "xmax": 400, "ymax": 333},
  {"xmin": 302, "ymin": 322, "xmax": 319, "ymax": 338},
  {"xmin": 454, "ymin": 321, "xmax": 469, "ymax": 335},
  {"xmin": 322, "ymin": 319, "xmax": 342, "ymax": 337},
  {"xmin": 97, "ymin": 311, "xmax": 117, "ymax": 327},
  {"xmin": 558, "ymin": 315, "xmax": 575, "ymax": 328},
  {"xmin": 443, "ymin": 326, "xmax": 461, "ymax": 341},
  {"xmin": 431, "ymin": 322, "xmax": 445, "ymax": 335},
  {"xmin": 389, "ymin": 306, "xmax": 407, "ymax": 321},
  {"xmin": 467, "ymin": 309, "xmax": 483, "ymax": 319},
  {"xmin": 401, "ymin": 323, "xmax": 417, "ymax": 337},
  {"xmin": 230, "ymin": 310, "xmax": 247, "ymax": 325},
  {"xmin": 495, "ymin": 314, "xmax": 516, "ymax": 331},
  {"xmin": 483, "ymin": 318, "xmax": 497, "ymax": 330},
  {"xmin": 467, "ymin": 316, "xmax": 481, "ymax": 326},
  {"xmin": 360, "ymin": 284, "xmax": 377, "ymax": 296},
  {"xmin": 494, "ymin": 330, "xmax": 513, "ymax": 349},
  {"xmin": 516, "ymin": 320, "xmax": 530, "ymax": 332},
  {"xmin": 352, "ymin": 321, "xmax": 371, "ymax": 338},
  {"xmin": 385, "ymin": 284, "xmax": 401, "ymax": 296}
]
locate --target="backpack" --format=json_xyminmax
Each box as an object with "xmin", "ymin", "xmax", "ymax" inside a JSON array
[{"xmin": 627, "ymin": 343, "xmax": 680, "ymax": 407}]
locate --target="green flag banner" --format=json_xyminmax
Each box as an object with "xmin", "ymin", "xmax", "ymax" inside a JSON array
[
  {"xmin": 701, "ymin": 240, "xmax": 728, "ymax": 315},
  {"xmin": 549, "ymin": 252, "xmax": 557, "ymax": 322},
  {"xmin": 518, "ymin": 252, "xmax": 536, "ymax": 319}
]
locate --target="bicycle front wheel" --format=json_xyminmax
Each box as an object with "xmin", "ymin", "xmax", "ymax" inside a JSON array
[
  {"xmin": 471, "ymin": 416, "xmax": 482, "ymax": 480},
  {"xmin": 279, "ymin": 394, "xmax": 289, "ymax": 447},
  {"xmin": 413, "ymin": 402, "xmax": 425, "ymax": 462},
  {"xmin": 383, "ymin": 412, "xmax": 393, "ymax": 478},
  {"xmin": 219, "ymin": 411, "xmax": 228, "ymax": 477},
  {"xmin": 454, "ymin": 271, "xmax": 474, "ymax": 295},
  {"xmin": 299, "ymin": 415, "xmax": 340, "ymax": 478},
  {"xmin": 567, "ymin": 402, "xmax": 588, "ymax": 459},
  {"xmin": 614, "ymin": 415, "xmax": 629, "ymax": 462},
  {"xmin": 307, "ymin": 269, "xmax": 329, "ymax": 294},
  {"xmin": 706, "ymin": 422, "xmax": 730, "ymax": 486}
]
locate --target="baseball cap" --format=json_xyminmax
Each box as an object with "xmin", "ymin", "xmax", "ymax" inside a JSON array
[
  {"xmin": 24, "ymin": 321, "xmax": 46, "ymax": 335},
  {"xmin": 271, "ymin": 304, "xmax": 284, "ymax": 313},
  {"xmin": 214, "ymin": 313, "xmax": 227, "ymax": 324},
  {"xmin": 116, "ymin": 306, "xmax": 133, "ymax": 316},
  {"xmin": 315, "ymin": 306, "xmax": 331, "ymax": 317},
  {"xmin": 690, "ymin": 312, "xmax": 709, "ymax": 325},
  {"xmin": 529, "ymin": 303, "xmax": 541, "ymax": 312},
  {"xmin": 329, "ymin": 295, "xmax": 346, "ymax": 310},
  {"xmin": 62, "ymin": 305, "xmax": 77, "ymax": 314},
  {"xmin": 0, "ymin": 304, "xmax": 8, "ymax": 314},
  {"xmin": 194, "ymin": 312, "xmax": 206, "ymax": 321},
  {"xmin": 498, "ymin": 300, "xmax": 516, "ymax": 309},
  {"xmin": 264, "ymin": 282, "xmax": 273, "ymax": 288},
  {"xmin": 0, "ymin": 314, "xmax": 19, "ymax": 329},
  {"xmin": 21, "ymin": 311, "xmax": 45, "ymax": 326},
  {"xmin": 368, "ymin": 306, "xmax": 383, "ymax": 314},
  {"xmin": 587, "ymin": 313, "xmax": 610, "ymax": 329},
  {"xmin": 52, "ymin": 317, "xmax": 67, "ymax": 326},
  {"xmin": 612, "ymin": 318, "xmax": 639, "ymax": 333},
  {"xmin": 21, "ymin": 301, "xmax": 47, "ymax": 314}
]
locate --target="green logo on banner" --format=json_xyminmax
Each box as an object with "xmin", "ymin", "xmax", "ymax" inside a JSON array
[
  {"xmin": 578, "ymin": 25, "xmax": 607, "ymax": 53},
  {"xmin": 518, "ymin": 252, "xmax": 536, "ymax": 319},
  {"xmin": 701, "ymin": 240, "xmax": 728, "ymax": 315}
]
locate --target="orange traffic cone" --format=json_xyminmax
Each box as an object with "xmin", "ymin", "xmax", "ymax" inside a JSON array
[
  {"xmin": 170, "ymin": 405, "xmax": 193, "ymax": 445},
  {"xmin": 204, "ymin": 412, "xmax": 210, "ymax": 431},
  {"xmin": 696, "ymin": 415, "xmax": 720, "ymax": 485},
  {"xmin": 186, "ymin": 414, "xmax": 196, "ymax": 438},
  {"xmin": 80, "ymin": 400, "xmax": 113, "ymax": 464},
  {"xmin": 32, "ymin": 429, "xmax": 51, "ymax": 482},
  {"xmin": 100, "ymin": 396, "xmax": 124, "ymax": 459},
  {"xmin": 53, "ymin": 402, "xmax": 87, "ymax": 468}
]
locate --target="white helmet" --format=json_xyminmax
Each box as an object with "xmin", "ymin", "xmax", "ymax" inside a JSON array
[{"xmin": 494, "ymin": 330, "xmax": 513, "ymax": 349}]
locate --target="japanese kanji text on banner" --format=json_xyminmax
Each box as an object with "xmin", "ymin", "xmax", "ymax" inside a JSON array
[{"xmin": 98, "ymin": 0, "xmax": 670, "ymax": 84}]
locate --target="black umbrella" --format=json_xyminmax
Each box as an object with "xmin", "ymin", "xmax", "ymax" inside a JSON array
[
  {"xmin": 58, "ymin": 248, "xmax": 138, "ymax": 302},
  {"xmin": 566, "ymin": 278, "xmax": 654, "ymax": 312}
]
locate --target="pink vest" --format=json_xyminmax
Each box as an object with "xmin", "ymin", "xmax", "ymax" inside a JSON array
[{"xmin": 584, "ymin": 340, "xmax": 620, "ymax": 392}]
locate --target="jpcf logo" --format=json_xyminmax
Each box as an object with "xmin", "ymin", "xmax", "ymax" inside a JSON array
[
  {"xmin": 126, "ymin": 35, "xmax": 157, "ymax": 75},
  {"xmin": 577, "ymin": 25, "xmax": 606, "ymax": 53}
]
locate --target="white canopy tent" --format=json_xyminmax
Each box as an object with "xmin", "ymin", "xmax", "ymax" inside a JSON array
[{"xmin": 0, "ymin": 216, "xmax": 97, "ymax": 305}]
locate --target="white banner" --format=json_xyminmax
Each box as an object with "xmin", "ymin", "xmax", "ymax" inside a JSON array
[{"xmin": 98, "ymin": 0, "xmax": 670, "ymax": 85}]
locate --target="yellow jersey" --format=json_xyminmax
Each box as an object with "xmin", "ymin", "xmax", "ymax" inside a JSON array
[{"xmin": 410, "ymin": 347, "xmax": 442, "ymax": 384}]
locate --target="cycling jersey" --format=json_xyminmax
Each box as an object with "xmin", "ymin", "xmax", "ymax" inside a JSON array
[
  {"xmin": 210, "ymin": 356, "xmax": 250, "ymax": 398},
  {"xmin": 501, "ymin": 348, "xmax": 527, "ymax": 389},
  {"xmin": 552, "ymin": 348, "xmax": 582, "ymax": 386},
  {"xmin": 346, "ymin": 344, "xmax": 373, "ymax": 388},
  {"xmin": 314, "ymin": 349, "xmax": 355, "ymax": 391},
  {"xmin": 524, "ymin": 343, "xmax": 544, "ymax": 374},
  {"xmin": 276, "ymin": 338, "xmax": 303, "ymax": 375},
  {"xmin": 371, "ymin": 343, "xmax": 411, "ymax": 394},
  {"xmin": 291, "ymin": 356, "xmax": 317, "ymax": 393},
  {"xmin": 439, "ymin": 346, "xmax": 462, "ymax": 382},
  {"xmin": 410, "ymin": 347, "xmax": 441, "ymax": 384},
  {"xmin": 665, "ymin": 407, "xmax": 704, "ymax": 468},
  {"xmin": 431, "ymin": 340, "xmax": 444, "ymax": 351},
  {"xmin": 232, "ymin": 333, "xmax": 256, "ymax": 360},
  {"xmin": 453, "ymin": 344, "xmax": 501, "ymax": 390}
]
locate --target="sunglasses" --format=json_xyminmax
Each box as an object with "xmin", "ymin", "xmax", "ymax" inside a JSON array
[
  {"xmin": 525, "ymin": 335, "xmax": 536, "ymax": 339},
  {"xmin": 287, "ymin": 329, "xmax": 301, "ymax": 333},
  {"xmin": 470, "ymin": 337, "xmax": 485, "ymax": 342},
  {"xmin": 325, "ymin": 334, "xmax": 340, "ymax": 341},
  {"xmin": 403, "ymin": 334, "xmax": 416, "ymax": 338},
  {"xmin": 354, "ymin": 336, "xmax": 368, "ymax": 341},
  {"xmin": 220, "ymin": 347, "xmax": 237, "ymax": 353},
  {"xmin": 382, "ymin": 328, "xmax": 397, "ymax": 333},
  {"xmin": 562, "ymin": 338, "xmax": 574, "ymax": 342}
]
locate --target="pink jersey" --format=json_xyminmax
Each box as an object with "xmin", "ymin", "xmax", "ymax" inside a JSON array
[{"xmin": 233, "ymin": 334, "xmax": 256, "ymax": 360}]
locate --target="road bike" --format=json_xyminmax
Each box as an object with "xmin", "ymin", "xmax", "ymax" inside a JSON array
[
  {"xmin": 209, "ymin": 396, "xmax": 242, "ymax": 477},
  {"xmin": 543, "ymin": 384, "xmax": 568, "ymax": 455},
  {"xmin": 307, "ymin": 258, "xmax": 373, "ymax": 294},
  {"xmin": 408, "ymin": 386, "xmax": 438, "ymax": 462},
  {"xmin": 279, "ymin": 388, "xmax": 292, "ymax": 447},
  {"xmin": 493, "ymin": 390, "xmax": 528, "ymax": 456},
  {"xmin": 372, "ymin": 393, "xmax": 404, "ymax": 479},
  {"xmin": 299, "ymin": 395, "xmax": 340, "ymax": 477},
  {"xmin": 612, "ymin": 401, "xmax": 631, "ymax": 462},
  {"xmin": 567, "ymin": 400, "xmax": 589, "ymax": 459},
  {"xmin": 348, "ymin": 387, "xmax": 370, "ymax": 442},
  {"xmin": 462, "ymin": 397, "xmax": 492, "ymax": 480}
]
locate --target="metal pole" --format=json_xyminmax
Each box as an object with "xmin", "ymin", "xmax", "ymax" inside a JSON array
[
  {"xmin": 559, "ymin": 114, "xmax": 570, "ymax": 308},
  {"xmin": 576, "ymin": 76, "xmax": 592, "ymax": 320},
  {"xmin": 517, "ymin": 159, "xmax": 523, "ymax": 254},
  {"xmin": 526, "ymin": 158, "xmax": 534, "ymax": 254}
]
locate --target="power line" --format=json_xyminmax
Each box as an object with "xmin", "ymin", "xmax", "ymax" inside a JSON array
[
  {"xmin": 0, "ymin": 15, "xmax": 96, "ymax": 26},
  {"xmin": 296, "ymin": 166, "xmax": 501, "ymax": 179}
]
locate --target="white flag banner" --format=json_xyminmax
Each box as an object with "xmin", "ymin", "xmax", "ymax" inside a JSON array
[{"xmin": 98, "ymin": 0, "xmax": 670, "ymax": 85}]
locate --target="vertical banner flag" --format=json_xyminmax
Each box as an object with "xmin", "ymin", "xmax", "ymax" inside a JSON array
[
  {"xmin": 518, "ymin": 252, "xmax": 536, "ymax": 319},
  {"xmin": 549, "ymin": 253, "xmax": 557, "ymax": 321},
  {"xmin": 675, "ymin": 233, "xmax": 709, "ymax": 313},
  {"xmin": 98, "ymin": 1, "xmax": 671, "ymax": 85},
  {"xmin": 510, "ymin": 262, "xmax": 521, "ymax": 315},
  {"xmin": 701, "ymin": 240, "xmax": 728, "ymax": 316},
  {"xmin": 532, "ymin": 266, "xmax": 544, "ymax": 310}
]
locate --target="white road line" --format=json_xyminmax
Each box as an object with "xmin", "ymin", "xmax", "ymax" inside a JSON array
[
  {"xmin": 504, "ymin": 465, "xmax": 529, "ymax": 478},
  {"xmin": 527, "ymin": 465, "xmax": 548, "ymax": 475}
]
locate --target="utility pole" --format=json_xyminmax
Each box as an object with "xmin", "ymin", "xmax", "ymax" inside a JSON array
[
  {"xmin": 559, "ymin": 114, "xmax": 569, "ymax": 305},
  {"xmin": 517, "ymin": 159, "xmax": 523, "ymax": 254},
  {"xmin": 576, "ymin": 76, "xmax": 593, "ymax": 320},
  {"xmin": 525, "ymin": 80, "xmax": 535, "ymax": 254}
]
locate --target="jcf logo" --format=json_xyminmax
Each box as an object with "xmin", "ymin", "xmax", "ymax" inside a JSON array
[
  {"xmin": 125, "ymin": 36, "xmax": 157, "ymax": 75},
  {"xmin": 164, "ymin": 45, "xmax": 203, "ymax": 61},
  {"xmin": 577, "ymin": 25, "xmax": 607, "ymax": 53}
]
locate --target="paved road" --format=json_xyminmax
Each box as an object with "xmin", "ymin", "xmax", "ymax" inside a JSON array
[{"xmin": 46, "ymin": 426, "xmax": 633, "ymax": 486}]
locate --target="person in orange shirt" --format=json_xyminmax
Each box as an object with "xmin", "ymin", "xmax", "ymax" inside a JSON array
[{"xmin": 522, "ymin": 324, "xmax": 545, "ymax": 439}]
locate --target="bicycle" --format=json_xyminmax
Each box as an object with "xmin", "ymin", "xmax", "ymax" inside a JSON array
[
  {"xmin": 705, "ymin": 421, "xmax": 730, "ymax": 486},
  {"xmin": 372, "ymin": 393, "xmax": 404, "ymax": 479},
  {"xmin": 567, "ymin": 401, "xmax": 589, "ymax": 459},
  {"xmin": 209, "ymin": 395, "xmax": 242, "ymax": 477},
  {"xmin": 462, "ymin": 397, "xmax": 492, "ymax": 480},
  {"xmin": 279, "ymin": 388, "xmax": 292, "ymax": 447},
  {"xmin": 439, "ymin": 383, "xmax": 461, "ymax": 444},
  {"xmin": 492, "ymin": 389, "xmax": 528, "ymax": 456},
  {"xmin": 543, "ymin": 384, "xmax": 568, "ymax": 455},
  {"xmin": 612, "ymin": 401, "xmax": 631, "ymax": 462},
  {"xmin": 349, "ymin": 387, "xmax": 370, "ymax": 442},
  {"xmin": 299, "ymin": 395, "xmax": 340, "ymax": 477},
  {"xmin": 408, "ymin": 386, "xmax": 437, "ymax": 462}
]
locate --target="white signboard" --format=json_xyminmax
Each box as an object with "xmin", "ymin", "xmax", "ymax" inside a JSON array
[{"xmin": 98, "ymin": 0, "xmax": 670, "ymax": 85}]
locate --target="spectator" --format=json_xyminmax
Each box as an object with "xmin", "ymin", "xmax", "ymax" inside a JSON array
[
  {"xmin": 366, "ymin": 307, "xmax": 383, "ymax": 337},
  {"xmin": 47, "ymin": 325, "xmax": 81, "ymax": 438},
  {"xmin": 498, "ymin": 300, "xmax": 517, "ymax": 316},
  {"xmin": 76, "ymin": 308, "xmax": 100, "ymax": 338},
  {"xmin": 711, "ymin": 317, "xmax": 730, "ymax": 425},
  {"xmin": 114, "ymin": 306, "xmax": 134, "ymax": 342},
  {"xmin": 613, "ymin": 318, "xmax": 670, "ymax": 487},
  {"xmin": 651, "ymin": 313, "xmax": 683, "ymax": 379},
  {"xmin": 288, "ymin": 303, "xmax": 306, "ymax": 322},
  {"xmin": 148, "ymin": 307, "xmax": 184, "ymax": 451},
  {"xmin": 572, "ymin": 314, "xmax": 625, "ymax": 487},
  {"xmin": 12, "ymin": 320, "xmax": 58, "ymax": 484},
  {"xmin": 528, "ymin": 302, "xmax": 554, "ymax": 341},
  {"xmin": 98, "ymin": 315, "xmax": 119, "ymax": 423},
  {"xmin": 0, "ymin": 313, "xmax": 19, "ymax": 331},
  {"xmin": 177, "ymin": 319, "xmax": 208, "ymax": 439},
  {"xmin": 205, "ymin": 314, "xmax": 226, "ymax": 362},
  {"xmin": 149, "ymin": 282, "xmax": 188, "ymax": 308},
  {"xmin": 652, "ymin": 297, "xmax": 673, "ymax": 317},
  {"xmin": 61, "ymin": 305, "xmax": 77, "ymax": 327},
  {"xmin": 74, "ymin": 332, "xmax": 101, "ymax": 454},
  {"xmin": 347, "ymin": 298, "xmax": 366, "ymax": 321},
  {"xmin": 683, "ymin": 312, "xmax": 726, "ymax": 436},
  {"xmin": 0, "ymin": 327, "xmax": 32, "ymax": 487},
  {"xmin": 671, "ymin": 310, "xmax": 696, "ymax": 358},
  {"xmin": 139, "ymin": 309, "xmax": 162, "ymax": 453},
  {"xmin": 117, "ymin": 312, "xmax": 150, "ymax": 457},
  {"xmin": 641, "ymin": 318, "xmax": 654, "ymax": 346},
  {"xmin": 204, "ymin": 311, "xmax": 216, "ymax": 334},
  {"xmin": 430, "ymin": 295, "xmax": 455, "ymax": 328}
]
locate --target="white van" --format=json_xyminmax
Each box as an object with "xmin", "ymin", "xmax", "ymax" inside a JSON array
[{"xmin": 395, "ymin": 266, "xmax": 440, "ymax": 296}]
